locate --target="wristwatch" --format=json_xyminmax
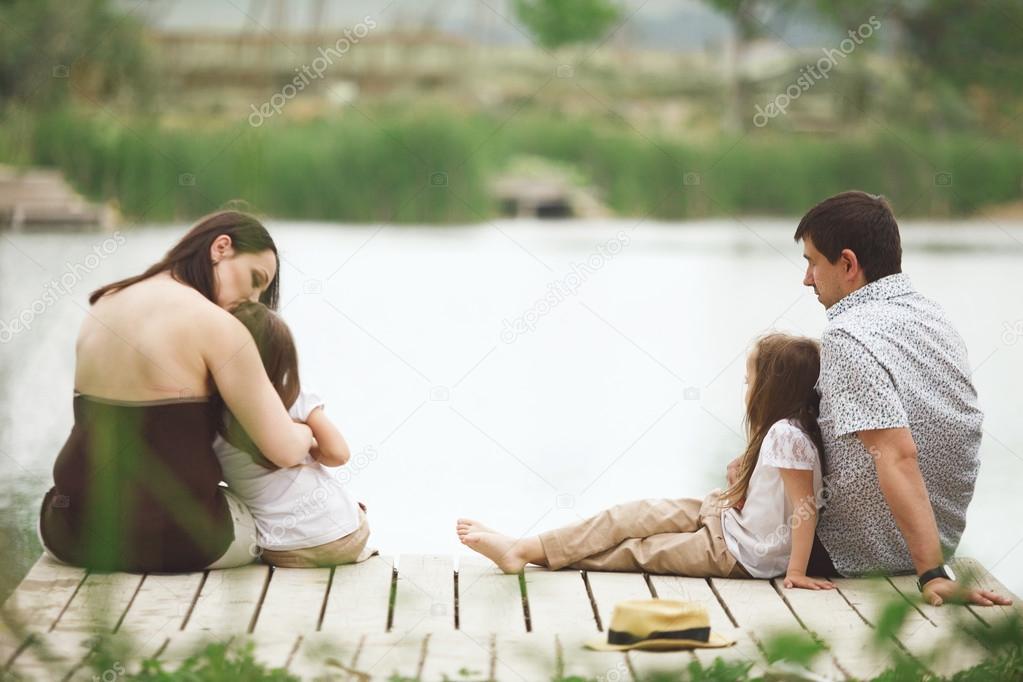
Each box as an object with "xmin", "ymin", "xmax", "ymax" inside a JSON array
[{"xmin": 917, "ymin": 564, "xmax": 956, "ymax": 592}]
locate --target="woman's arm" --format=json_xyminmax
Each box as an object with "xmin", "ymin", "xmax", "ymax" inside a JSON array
[
  {"xmin": 200, "ymin": 309, "xmax": 313, "ymax": 468},
  {"xmin": 305, "ymin": 407, "xmax": 350, "ymax": 467},
  {"xmin": 778, "ymin": 467, "xmax": 834, "ymax": 590}
]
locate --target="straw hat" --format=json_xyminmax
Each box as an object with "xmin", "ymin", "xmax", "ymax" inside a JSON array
[{"xmin": 586, "ymin": 599, "xmax": 735, "ymax": 651}]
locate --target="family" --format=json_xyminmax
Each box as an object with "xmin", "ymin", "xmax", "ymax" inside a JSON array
[{"xmin": 37, "ymin": 191, "xmax": 1011, "ymax": 609}]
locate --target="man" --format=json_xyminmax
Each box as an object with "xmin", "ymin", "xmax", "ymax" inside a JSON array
[{"xmin": 730, "ymin": 190, "xmax": 1010, "ymax": 607}]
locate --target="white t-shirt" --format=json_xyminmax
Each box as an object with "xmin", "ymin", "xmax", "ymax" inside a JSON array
[
  {"xmin": 213, "ymin": 389, "xmax": 361, "ymax": 552},
  {"xmin": 720, "ymin": 419, "xmax": 823, "ymax": 579}
]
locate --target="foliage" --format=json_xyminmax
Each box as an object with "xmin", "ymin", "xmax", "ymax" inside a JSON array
[{"xmin": 512, "ymin": 0, "xmax": 624, "ymax": 49}]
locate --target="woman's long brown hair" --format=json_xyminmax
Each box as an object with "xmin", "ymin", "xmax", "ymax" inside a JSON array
[
  {"xmin": 88, "ymin": 210, "xmax": 280, "ymax": 309},
  {"xmin": 218, "ymin": 302, "xmax": 301, "ymax": 470},
  {"xmin": 720, "ymin": 333, "xmax": 824, "ymax": 509}
]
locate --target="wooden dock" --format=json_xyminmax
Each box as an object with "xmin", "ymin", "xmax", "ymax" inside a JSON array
[{"xmin": 1, "ymin": 555, "xmax": 1018, "ymax": 681}]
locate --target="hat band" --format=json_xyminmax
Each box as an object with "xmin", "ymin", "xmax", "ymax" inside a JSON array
[{"xmin": 606, "ymin": 626, "xmax": 711, "ymax": 646}]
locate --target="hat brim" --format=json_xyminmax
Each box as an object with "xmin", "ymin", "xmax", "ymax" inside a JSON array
[{"xmin": 585, "ymin": 631, "xmax": 735, "ymax": 651}]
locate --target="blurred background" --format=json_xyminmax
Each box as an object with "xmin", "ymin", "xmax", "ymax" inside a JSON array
[{"xmin": 1, "ymin": 0, "xmax": 1021, "ymax": 602}]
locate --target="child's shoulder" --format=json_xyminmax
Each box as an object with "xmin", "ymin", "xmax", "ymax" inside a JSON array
[{"xmin": 760, "ymin": 419, "xmax": 819, "ymax": 468}]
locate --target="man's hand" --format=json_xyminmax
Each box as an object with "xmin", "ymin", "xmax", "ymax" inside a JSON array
[{"xmin": 922, "ymin": 577, "xmax": 1014, "ymax": 607}]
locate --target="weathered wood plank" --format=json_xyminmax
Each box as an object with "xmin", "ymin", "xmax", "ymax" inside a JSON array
[
  {"xmin": 557, "ymin": 633, "xmax": 629, "ymax": 681},
  {"xmin": 649, "ymin": 575, "xmax": 761, "ymax": 673},
  {"xmin": 4, "ymin": 632, "xmax": 94, "ymax": 681},
  {"xmin": 951, "ymin": 557, "xmax": 1023, "ymax": 626},
  {"xmin": 185, "ymin": 565, "xmax": 270, "ymax": 635},
  {"xmin": 583, "ymin": 571, "xmax": 652, "ymax": 631},
  {"xmin": 116, "ymin": 572, "xmax": 202, "ymax": 639},
  {"xmin": 419, "ymin": 631, "xmax": 493, "ymax": 681},
  {"xmin": 458, "ymin": 561, "xmax": 527, "ymax": 635},
  {"xmin": 493, "ymin": 634, "xmax": 558, "ymax": 682},
  {"xmin": 350, "ymin": 631, "xmax": 426, "ymax": 680},
  {"xmin": 521, "ymin": 568, "xmax": 596, "ymax": 633},
  {"xmin": 391, "ymin": 554, "xmax": 455, "ymax": 634},
  {"xmin": 320, "ymin": 554, "xmax": 393, "ymax": 633},
  {"xmin": 53, "ymin": 571, "xmax": 144, "ymax": 634},
  {"xmin": 628, "ymin": 649, "xmax": 696, "ymax": 679},
  {"xmin": 774, "ymin": 578, "xmax": 887, "ymax": 680},
  {"xmin": 287, "ymin": 631, "xmax": 363, "ymax": 679},
  {"xmin": 1, "ymin": 556, "xmax": 87, "ymax": 633},
  {"xmin": 253, "ymin": 567, "xmax": 331, "ymax": 633}
]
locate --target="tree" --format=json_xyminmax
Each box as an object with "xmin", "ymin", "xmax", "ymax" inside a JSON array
[{"xmin": 512, "ymin": 0, "xmax": 624, "ymax": 50}]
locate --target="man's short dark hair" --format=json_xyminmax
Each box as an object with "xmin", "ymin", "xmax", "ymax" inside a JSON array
[{"xmin": 793, "ymin": 191, "xmax": 902, "ymax": 283}]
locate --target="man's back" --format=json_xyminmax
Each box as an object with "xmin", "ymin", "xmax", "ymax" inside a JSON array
[{"xmin": 816, "ymin": 273, "xmax": 983, "ymax": 576}]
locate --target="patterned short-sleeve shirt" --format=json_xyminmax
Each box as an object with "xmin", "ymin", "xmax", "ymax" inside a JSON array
[{"xmin": 816, "ymin": 273, "xmax": 983, "ymax": 576}]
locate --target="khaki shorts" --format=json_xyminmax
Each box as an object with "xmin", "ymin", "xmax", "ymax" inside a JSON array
[{"xmin": 259, "ymin": 507, "xmax": 377, "ymax": 568}]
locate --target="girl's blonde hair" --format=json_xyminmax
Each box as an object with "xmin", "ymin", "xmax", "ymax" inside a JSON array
[{"xmin": 720, "ymin": 333, "xmax": 824, "ymax": 509}]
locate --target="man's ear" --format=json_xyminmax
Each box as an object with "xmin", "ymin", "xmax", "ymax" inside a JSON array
[{"xmin": 839, "ymin": 248, "xmax": 862, "ymax": 281}]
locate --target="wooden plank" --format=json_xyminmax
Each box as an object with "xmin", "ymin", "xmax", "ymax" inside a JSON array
[
  {"xmin": 115, "ymin": 572, "xmax": 203, "ymax": 641},
  {"xmin": 583, "ymin": 571, "xmax": 653, "ymax": 631},
  {"xmin": 628, "ymin": 649, "xmax": 695, "ymax": 680},
  {"xmin": 419, "ymin": 631, "xmax": 493, "ymax": 681},
  {"xmin": 521, "ymin": 568, "xmax": 596, "ymax": 633},
  {"xmin": 1, "ymin": 556, "xmax": 87, "ymax": 633},
  {"xmin": 184, "ymin": 565, "xmax": 270, "ymax": 635},
  {"xmin": 320, "ymin": 554, "xmax": 393, "ymax": 633},
  {"xmin": 4, "ymin": 632, "xmax": 94, "ymax": 681},
  {"xmin": 557, "ymin": 633, "xmax": 629, "ymax": 681},
  {"xmin": 774, "ymin": 578, "xmax": 887, "ymax": 680},
  {"xmin": 53, "ymin": 571, "xmax": 144, "ymax": 634},
  {"xmin": 350, "ymin": 631, "xmax": 425, "ymax": 680},
  {"xmin": 155, "ymin": 631, "xmax": 235, "ymax": 669},
  {"xmin": 458, "ymin": 561, "xmax": 527, "ymax": 635},
  {"xmin": 649, "ymin": 575, "xmax": 761, "ymax": 673},
  {"xmin": 391, "ymin": 554, "xmax": 455, "ymax": 634},
  {"xmin": 253, "ymin": 567, "xmax": 331, "ymax": 633},
  {"xmin": 287, "ymin": 631, "xmax": 363, "ymax": 680},
  {"xmin": 493, "ymin": 634, "xmax": 558, "ymax": 682},
  {"xmin": 711, "ymin": 577, "xmax": 834, "ymax": 677}
]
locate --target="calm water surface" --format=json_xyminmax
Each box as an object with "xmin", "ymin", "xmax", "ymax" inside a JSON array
[{"xmin": 2, "ymin": 218, "xmax": 1021, "ymax": 601}]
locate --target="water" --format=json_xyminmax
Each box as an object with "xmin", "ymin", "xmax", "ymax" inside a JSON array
[{"xmin": 2, "ymin": 218, "xmax": 1021, "ymax": 601}]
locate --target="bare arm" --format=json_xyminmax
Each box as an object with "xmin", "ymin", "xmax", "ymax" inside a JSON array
[
  {"xmin": 305, "ymin": 406, "xmax": 350, "ymax": 467},
  {"xmin": 778, "ymin": 468, "xmax": 834, "ymax": 590},
  {"xmin": 201, "ymin": 310, "xmax": 313, "ymax": 468},
  {"xmin": 860, "ymin": 427, "xmax": 1011, "ymax": 607}
]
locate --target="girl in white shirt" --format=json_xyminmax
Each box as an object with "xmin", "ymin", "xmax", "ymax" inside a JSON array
[
  {"xmin": 458, "ymin": 332, "xmax": 835, "ymax": 590},
  {"xmin": 214, "ymin": 302, "xmax": 375, "ymax": 568}
]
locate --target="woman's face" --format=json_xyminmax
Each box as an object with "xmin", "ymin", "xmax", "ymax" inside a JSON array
[{"xmin": 210, "ymin": 236, "xmax": 277, "ymax": 309}]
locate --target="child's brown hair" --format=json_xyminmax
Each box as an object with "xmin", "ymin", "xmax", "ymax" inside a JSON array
[
  {"xmin": 218, "ymin": 301, "xmax": 301, "ymax": 469},
  {"xmin": 720, "ymin": 333, "xmax": 824, "ymax": 509}
]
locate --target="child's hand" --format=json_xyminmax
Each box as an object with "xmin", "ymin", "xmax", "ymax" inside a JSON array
[{"xmin": 783, "ymin": 572, "xmax": 835, "ymax": 590}]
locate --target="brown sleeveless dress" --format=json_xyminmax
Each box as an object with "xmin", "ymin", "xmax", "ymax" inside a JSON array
[{"xmin": 39, "ymin": 393, "xmax": 234, "ymax": 572}]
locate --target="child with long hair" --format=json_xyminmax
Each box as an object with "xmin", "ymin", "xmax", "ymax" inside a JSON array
[
  {"xmin": 214, "ymin": 301, "xmax": 375, "ymax": 567},
  {"xmin": 458, "ymin": 332, "xmax": 835, "ymax": 588}
]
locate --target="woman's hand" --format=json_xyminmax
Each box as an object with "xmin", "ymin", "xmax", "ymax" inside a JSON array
[
  {"xmin": 783, "ymin": 572, "xmax": 835, "ymax": 590},
  {"xmin": 726, "ymin": 456, "xmax": 742, "ymax": 486}
]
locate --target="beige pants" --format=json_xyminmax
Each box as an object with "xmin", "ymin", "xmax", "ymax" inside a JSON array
[
  {"xmin": 539, "ymin": 490, "xmax": 749, "ymax": 578},
  {"xmin": 259, "ymin": 508, "xmax": 377, "ymax": 568}
]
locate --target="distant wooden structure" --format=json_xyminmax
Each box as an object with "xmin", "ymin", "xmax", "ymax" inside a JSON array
[
  {"xmin": 0, "ymin": 167, "xmax": 116, "ymax": 232},
  {"xmin": 1, "ymin": 554, "xmax": 1018, "ymax": 680}
]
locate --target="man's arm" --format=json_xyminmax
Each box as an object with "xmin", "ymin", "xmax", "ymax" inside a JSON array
[{"xmin": 859, "ymin": 427, "xmax": 1011, "ymax": 607}]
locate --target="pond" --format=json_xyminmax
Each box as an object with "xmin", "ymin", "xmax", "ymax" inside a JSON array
[{"xmin": 2, "ymin": 218, "xmax": 1021, "ymax": 601}]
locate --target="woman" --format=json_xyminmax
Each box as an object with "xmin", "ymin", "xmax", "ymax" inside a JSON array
[{"xmin": 38, "ymin": 210, "xmax": 314, "ymax": 572}]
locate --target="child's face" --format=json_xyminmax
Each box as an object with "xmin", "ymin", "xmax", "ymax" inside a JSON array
[{"xmin": 744, "ymin": 350, "xmax": 757, "ymax": 408}]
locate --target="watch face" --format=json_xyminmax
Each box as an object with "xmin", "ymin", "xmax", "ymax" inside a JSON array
[{"xmin": 945, "ymin": 564, "xmax": 957, "ymax": 583}]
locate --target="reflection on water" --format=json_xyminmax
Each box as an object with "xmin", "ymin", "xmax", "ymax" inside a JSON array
[{"xmin": 2, "ymin": 219, "xmax": 1022, "ymax": 601}]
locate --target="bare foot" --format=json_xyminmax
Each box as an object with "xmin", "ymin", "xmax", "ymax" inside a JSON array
[
  {"xmin": 456, "ymin": 518, "xmax": 495, "ymax": 539},
  {"xmin": 460, "ymin": 530, "xmax": 531, "ymax": 574}
]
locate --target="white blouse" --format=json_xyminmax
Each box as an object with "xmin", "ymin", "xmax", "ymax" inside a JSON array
[
  {"xmin": 213, "ymin": 389, "xmax": 361, "ymax": 552},
  {"xmin": 720, "ymin": 419, "xmax": 823, "ymax": 579}
]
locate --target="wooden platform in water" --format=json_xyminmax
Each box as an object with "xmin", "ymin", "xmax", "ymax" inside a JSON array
[{"xmin": 1, "ymin": 555, "xmax": 1018, "ymax": 681}]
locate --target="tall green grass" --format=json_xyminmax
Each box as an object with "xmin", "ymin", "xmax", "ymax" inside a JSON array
[{"xmin": 14, "ymin": 108, "xmax": 1023, "ymax": 223}]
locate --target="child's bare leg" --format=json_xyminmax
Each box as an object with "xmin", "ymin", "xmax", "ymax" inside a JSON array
[{"xmin": 456, "ymin": 518, "xmax": 547, "ymax": 574}]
